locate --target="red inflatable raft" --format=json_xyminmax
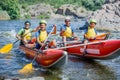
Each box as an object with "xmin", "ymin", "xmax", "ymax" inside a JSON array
[{"xmin": 19, "ymin": 46, "xmax": 68, "ymax": 68}]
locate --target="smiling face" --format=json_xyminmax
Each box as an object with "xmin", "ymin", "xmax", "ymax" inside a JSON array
[
  {"xmin": 40, "ymin": 23, "xmax": 46, "ymax": 30},
  {"xmin": 25, "ymin": 23, "xmax": 30, "ymax": 29},
  {"xmin": 65, "ymin": 20, "xmax": 70, "ymax": 27},
  {"xmin": 90, "ymin": 22, "xmax": 96, "ymax": 28}
]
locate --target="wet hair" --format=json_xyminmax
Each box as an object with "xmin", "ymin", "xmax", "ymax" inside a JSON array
[{"xmin": 24, "ymin": 21, "xmax": 31, "ymax": 25}]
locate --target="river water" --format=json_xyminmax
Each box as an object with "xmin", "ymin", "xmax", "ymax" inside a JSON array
[{"xmin": 0, "ymin": 19, "xmax": 120, "ymax": 80}]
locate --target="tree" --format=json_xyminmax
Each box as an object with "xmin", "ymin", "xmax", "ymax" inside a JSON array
[{"xmin": 0, "ymin": 0, "xmax": 20, "ymax": 19}]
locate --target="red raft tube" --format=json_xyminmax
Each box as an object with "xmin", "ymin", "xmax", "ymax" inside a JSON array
[
  {"xmin": 19, "ymin": 46, "xmax": 68, "ymax": 68},
  {"xmin": 66, "ymin": 39, "xmax": 120, "ymax": 60}
]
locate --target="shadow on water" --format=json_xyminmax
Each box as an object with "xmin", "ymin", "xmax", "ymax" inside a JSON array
[
  {"xmin": 67, "ymin": 55, "xmax": 117, "ymax": 80},
  {"xmin": 39, "ymin": 68, "xmax": 62, "ymax": 80},
  {"xmin": 17, "ymin": 67, "xmax": 63, "ymax": 80}
]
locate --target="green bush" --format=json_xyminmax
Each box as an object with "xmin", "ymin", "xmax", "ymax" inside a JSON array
[
  {"xmin": 37, "ymin": 14, "xmax": 50, "ymax": 19},
  {"xmin": 24, "ymin": 14, "xmax": 31, "ymax": 19},
  {"xmin": 19, "ymin": 0, "xmax": 105, "ymax": 11},
  {"xmin": 0, "ymin": 6, "xmax": 2, "ymax": 10},
  {"xmin": 21, "ymin": 4, "xmax": 28, "ymax": 10},
  {"xmin": 0, "ymin": 0, "xmax": 20, "ymax": 19},
  {"xmin": 81, "ymin": 0, "xmax": 105, "ymax": 11}
]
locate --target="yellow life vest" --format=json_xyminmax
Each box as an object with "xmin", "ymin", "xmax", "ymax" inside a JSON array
[
  {"xmin": 22, "ymin": 29, "xmax": 31, "ymax": 40},
  {"xmin": 63, "ymin": 27, "xmax": 72, "ymax": 38},
  {"xmin": 86, "ymin": 27, "xmax": 96, "ymax": 38},
  {"xmin": 39, "ymin": 30, "xmax": 48, "ymax": 42}
]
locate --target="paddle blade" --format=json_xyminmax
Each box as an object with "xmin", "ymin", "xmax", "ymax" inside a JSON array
[
  {"xmin": 96, "ymin": 32, "xmax": 110, "ymax": 40},
  {"xmin": 0, "ymin": 44, "xmax": 13, "ymax": 54},
  {"xmin": 19, "ymin": 63, "xmax": 33, "ymax": 74}
]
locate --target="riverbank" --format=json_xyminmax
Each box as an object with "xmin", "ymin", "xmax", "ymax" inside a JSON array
[{"xmin": 0, "ymin": 0, "xmax": 120, "ymax": 31}]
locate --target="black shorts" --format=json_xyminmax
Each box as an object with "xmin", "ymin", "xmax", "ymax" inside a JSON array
[
  {"xmin": 20, "ymin": 41, "xmax": 24, "ymax": 46},
  {"xmin": 36, "ymin": 43, "xmax": 41, "ymax": 49},
  {"xmin": 19, "ymin": 40, "xmax": 31, "ymax": 46},
  {"xmin": 35, "ymin": 41, "xmax": 49, "ymax": 49},
  {"xmin": 66, "ymin": 36, "xmax": 76, "ymax": 41},
  {"xmin": 66, "ymin": 37, "xmax": 74, "ymax": 41}
]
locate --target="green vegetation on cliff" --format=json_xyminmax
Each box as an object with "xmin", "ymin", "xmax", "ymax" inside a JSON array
[
  {"xmin": 0, "ymin": 0, "xmax": 105, "ymax": 20},
  {"xmin": 19, "ymin": 0, "xmax": 105, "ymax": 11},
  {"xmin": 0, "ymin": 0, "xmax": 20, "ymax": 19}
]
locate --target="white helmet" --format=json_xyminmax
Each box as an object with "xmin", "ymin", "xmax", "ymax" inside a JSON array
[{"xmin": 65, "ymin": 17, "xmax": 71, "ymax": 21}]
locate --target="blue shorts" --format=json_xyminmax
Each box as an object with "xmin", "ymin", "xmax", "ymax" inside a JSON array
[{"xmin": 36, "ymin": 43, "xmax": 42, "ymax": 49}]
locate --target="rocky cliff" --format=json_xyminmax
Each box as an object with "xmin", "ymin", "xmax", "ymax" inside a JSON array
[
  {"xmin": 20, "ymin": 4, "xmax": 91, "ymax": 19},
  {"xmin": 88, "ymin": 0, "xmax": 120, "ymax": 31},
  {"xmin": 55, "ymin": 4, "xmax": 91, "ymax": 18}
]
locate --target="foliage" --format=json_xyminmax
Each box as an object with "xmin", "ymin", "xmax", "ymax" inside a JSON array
[
  {"xmin": 21, "ymin": 3, "xmax": 28, "ymax": 10},
  {"xmin": 19, "ymin": 0, "xmax": 105, "ymax": 10},
  {"xmin": 81, "ymin": 0, "xmax": 105, "ymax": 11},
  {"xmin": 0, "ymin": 0, "xmax": 105, "ymax": 19},
  {"xmin": 0, "ymin": 6, "xmax": 2, "ymax": 10},
  {"xmin": 0, "ymin": 0, "xmax": 20, "ymax": 19},
  {"xmin": 24, "ymin": 14, "xmax": 31, "ymax": 19},
  {"xmin": 37, "ymin": 13, "xmax": 50, "ymax": 19}
]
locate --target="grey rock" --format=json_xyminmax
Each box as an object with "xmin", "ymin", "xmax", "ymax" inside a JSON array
[
  {"xmin": 20, "ymin": 3, "xmax": 54, "ymax": 19},
  {"xmin": 0, "ymin": 11, "xmax": 10, "ymax": 20},
  {"xmin": 55, "ymin": 4, "xmax": 90, "ymax": 18},
  {"xmin": 105, "ymin": 0, "xmax": 119, "ymax": 3},
  {"xmin": 56, "ymin": 8, "xmax": 64, "ymax": 14},
  {"xmin": 20, "ymin": 77, "xmax": 44, "ymax": 80}
]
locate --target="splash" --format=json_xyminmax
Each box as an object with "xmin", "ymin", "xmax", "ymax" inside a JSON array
[{"xmin": 0, "ymin": 30, "xmax": 16, "ymax": 42}]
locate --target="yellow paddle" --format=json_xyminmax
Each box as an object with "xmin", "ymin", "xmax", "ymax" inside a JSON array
[
  {"xmin": 19, "ymin": 27, "xmax": 55, "ymax": 74},
  {"xmin": 0, "ymin": 31, "xmax": 32, "ymax": 54},
  {"xmin": 96, "ymin": 32, "xmax": 110, "ymax": 40},
  {"xmin": 0, "ymin": 40, "xmax": 19, "ymax": 54}
]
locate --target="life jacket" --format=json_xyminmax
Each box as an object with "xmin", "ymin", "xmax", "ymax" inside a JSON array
[
  {"xmin": 63, "ymin": 27, "xmax": 72, "ymax": 38},
  {"xmin": 38, "ymin": 30, "xmax": 48, "ymax": 42},
  {"xmin": 85, "ymin": 27, "xmax": 97, "ymax": 38},
  {"xmin": 20, "ymin": 28, "xmax": 32, "ymax": 40},
  {"xmin": 61, "ymin": 25, "xmax": 74, "ymax": 38}
]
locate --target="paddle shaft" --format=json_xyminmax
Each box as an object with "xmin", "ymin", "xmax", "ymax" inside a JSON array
[
  {"xmin": 57, "ymin": 40, "xmax": 79, "ymax": 44},
  {"xmin": 56, "ymin": 33, "xmax": 110, "ymax": 44},
  {"xmin": 13, "ymin": 39, "xmax": 20, "ymax": 45},
  {"xmin": 31, "ymin": 27, "xmax": 54, "ymax": 63},
  {"xmin": 43, "ymin": 41, "xmax": 105, "ymax": 52},
  {"xmin": 0, "ymin": 30, "xmax": 33, "ymax": 54},
  {"xmin": 13, "ymin": 31, "xmax": 32, "ymax": 45}
]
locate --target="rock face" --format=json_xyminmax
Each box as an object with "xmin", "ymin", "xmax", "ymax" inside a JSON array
[
  {"xmin": 56, "ymin": 4, "xmax": 91, "ymax": 18},
  {"xmin": 20, "ymin": 4, "xmax": 92, "ymax": 19},
  {"xmin": 88, "ymin": 1, "xmax": 120, "ymax": 31},
  {"xmin": 28, "ymin": 4, "xmax": 53, "ymax": 17},
  {"xmin": 0, "ymin": 11, "xmax": 10, "ymax": 20},
  {"xmin": 105, "ymin": 0, "xmax": 119, "ymax": 3},
  {"xmin": 20, "ymin": 3, "xmax": 54, "ymax": 19}
]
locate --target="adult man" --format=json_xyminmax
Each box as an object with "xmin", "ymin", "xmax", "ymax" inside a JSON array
[{"xmin": 60, "ymin": 17, "xmax": 78, "ymax": 45}]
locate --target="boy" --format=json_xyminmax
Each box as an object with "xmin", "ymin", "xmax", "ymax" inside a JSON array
[{"xmin": 35, "ymin": 20, "xmax": 56, "ymax": 49}]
